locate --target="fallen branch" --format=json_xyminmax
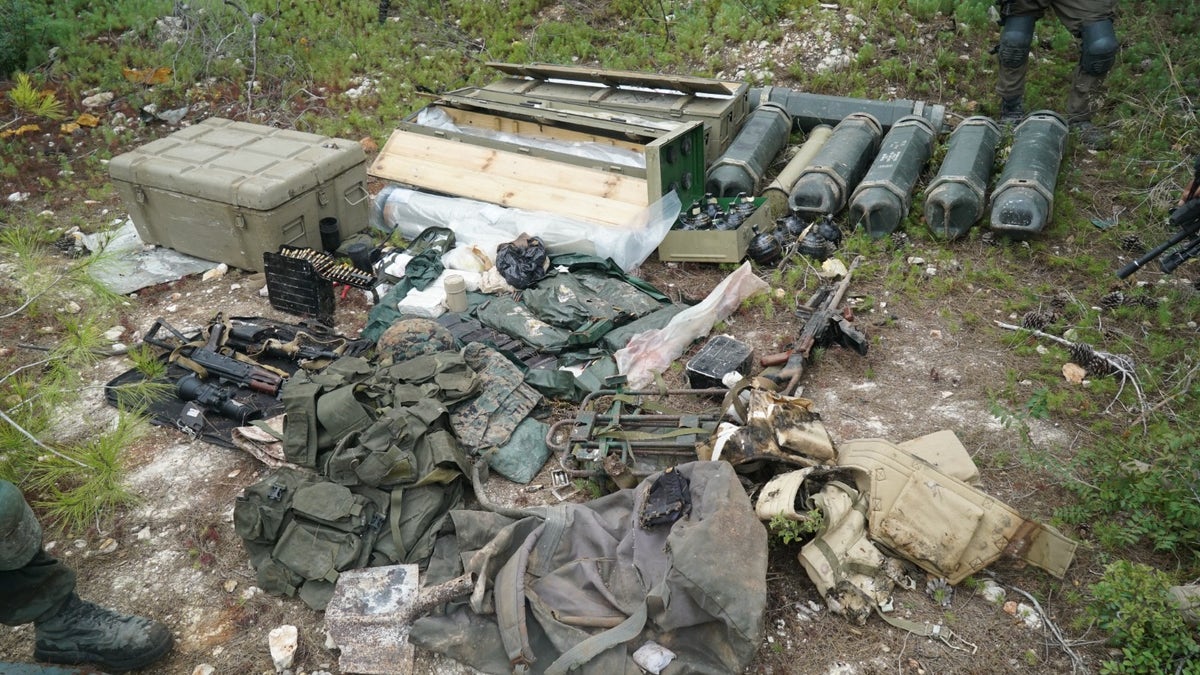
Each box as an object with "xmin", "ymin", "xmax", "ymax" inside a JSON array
[
  {"xmin": 995, "ymin": 320, "xmax": 1149, "ymax": 433},
  {"xmin": 0, "ymin": 408, "xmax": 88, "ymax": 468},
  {"xmin": 1008, "ymin": 585, "xmax": 1088, "ymax": 675}
]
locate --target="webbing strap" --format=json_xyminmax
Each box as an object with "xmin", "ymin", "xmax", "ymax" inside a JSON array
[{"xmin": 544, "ymin": 599, "xmax": 649, "ymax": 675}]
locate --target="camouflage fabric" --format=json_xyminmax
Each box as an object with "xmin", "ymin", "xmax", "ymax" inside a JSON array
[
  {"xmin": 474, "ymin": 296, "xmax": 571, "ymax": 354},
  {"xmin": 377, "ymin": 318, "xmax": 457, "ymax": 361},
  {"xmin": 450, "ymin": 343, "xmax": 542, "ymax": 450}
]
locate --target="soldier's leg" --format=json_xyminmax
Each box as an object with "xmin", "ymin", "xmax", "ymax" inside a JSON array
[
  {"xmin": 0, "ymin": 480, "xmax": 77, "ymax": 626},
  {"xmin": 995, "ymin": 0, "xmax": 1051, "ymax": 122},
  {"xmin": 1, "ymin": 479, "xmax": 173, "ymax": 671},
  {"xmin": 1052, "ymin": 0, "xmax": 1119, "ymax": 124}
]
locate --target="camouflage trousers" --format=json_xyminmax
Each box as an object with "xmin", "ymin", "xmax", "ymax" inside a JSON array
[
  {"xmin": 996, "ymin": 0, "xmax": 1118, "ymax": 122},
  {"xmin": 0, "ymin": 480, "xmax": 76, "ymax": 625}
]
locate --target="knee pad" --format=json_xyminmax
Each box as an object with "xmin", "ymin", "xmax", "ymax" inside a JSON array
[
  {"xmin": 1080, "ymin": 19, "xmax": 1118, "ymax": 76},
  {"xmin": 998, "ymin": 14, "xmax": 1036, "ymax": 69}
]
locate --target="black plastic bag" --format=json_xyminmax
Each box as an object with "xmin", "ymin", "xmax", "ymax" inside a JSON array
[{"xmin": 495, "ymin": 233, "xmax": 549, "ymax": 289}]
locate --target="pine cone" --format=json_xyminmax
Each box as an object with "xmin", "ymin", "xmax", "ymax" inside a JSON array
[
  {"xmin": 1134, "ymin": 294, "xmax": 1160, "ymax": 309},
  {"xmin": 890, "ymin": 231, "xmax": 910, "ymax": 249},
  {"xmin": 1050, "ymin": 291, "xmax": 1070, "ymax": 311},
  {"xmin": 1119, "ymin": 234, "xmax": 1145, "ymax": 254},
  {"xmin": 1070, "ymin": 341, "xmax": 1113, "ymax": 376},
  {"xmin": 981, "ymin": 231, "xmax": 999, "ymax": 247},
  {"xmin": 1099, "ymin": 290, "xmax": 1125, "ymax": 309},
  {"xmin": 1021, "ymin": 310, "xmax": 1056, "ymax": 331}
]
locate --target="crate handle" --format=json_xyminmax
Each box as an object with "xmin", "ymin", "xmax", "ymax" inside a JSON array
[{"xmin": 344, "ymin": 183, "xmax": 369, "ymax": 206}]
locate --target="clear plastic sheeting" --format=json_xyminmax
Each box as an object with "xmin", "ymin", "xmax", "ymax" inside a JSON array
[
  {"xmin": 371, "ymin": 184, "xmax": 680, "ymax": 273},
  {"xmin": 415, "ymin": 106, "xmax": 647, "ymax": 168},
  {"xmin": 615, "ymin": 262, "xmax": 769, "ymax": 389}
]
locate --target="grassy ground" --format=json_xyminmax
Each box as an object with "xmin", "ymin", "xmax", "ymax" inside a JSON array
[{"xmin": 2, "ymin": 0, "xmax": 1199, "ymax": 671}]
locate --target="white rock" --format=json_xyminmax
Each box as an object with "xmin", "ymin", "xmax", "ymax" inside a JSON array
[
  {"xmin": 223, "ymin": 579, "xmax": 238, "ymax": 593},
  {"xmin": 82, "ymin": 92, "xmax": 114, "ymax": 109},
  {"xmin": 202, "ymin": 263, "xmax": 229, "ymax": 281},
  {"xmin": 96, "ymin": 538, "xmax": 119, "ymax": 554},
  {"xmin": 110, "ymin": 342, "xmax": 128, "ymax": 355},
  {"xmin": 136, "ymin": 526, "xmax": 153, "ymax": 540},
  {"xmin": 192, "ymin": 665, "xmax": 216, "ymax": 675},
  {"xmin": 907, "ymin": 256, "xmax": 925, "ymax": 265},
  {"xmin": 103, "ymin": 326, "xmax": 126, "ymax": 341},
  {"xmin": 165, "ymin": 305, "xmax": 178, "ymax": 313},
  {"xmin": 268, "ymin": 625, "xmax": 298, "ymax": 671},
  {"xmin": 8, "ymin": 192, "xmax": 30, "ymax": 203},
  {"xmin": 1015, "ymin": 602, "xmax": 1043, "ymax": 630},
  {"xmin": 38, "ymin": 209, "xmax": 54, "ymax": 217},
  {"xmin": 62, "ymin": 301, "xmax": 82, "ymax": 314},
  {"xmin": 981, "ymin": 579, "xmax": 1005, "ymax": 604}
]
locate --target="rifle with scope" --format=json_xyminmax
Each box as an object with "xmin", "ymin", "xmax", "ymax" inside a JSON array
[
  {"xmin": 1117, "ymin": 199, "xmax": 1200, "ymax": 279},
  {"xmin": 1118, "ymin": 158, "xmax": 1200, "ymax": 279}
]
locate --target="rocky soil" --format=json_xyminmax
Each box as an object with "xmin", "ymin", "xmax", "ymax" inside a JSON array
[{"xmin": 1, "ymin": 4, "xmax": 1165, "ymax": 673}]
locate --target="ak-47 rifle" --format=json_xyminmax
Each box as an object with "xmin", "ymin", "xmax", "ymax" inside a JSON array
[
  {"xmin": 1118, "ymin": 158, "xmax": 1200, "ymax": 279},
  {"xmin": 143, "ymin": 317, "xmax": 284, "ymax": 395},
  {"xmin": 762, "ymin": 255, "xmax": 868, "ymax": 395}
]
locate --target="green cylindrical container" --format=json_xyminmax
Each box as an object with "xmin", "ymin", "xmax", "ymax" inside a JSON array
[
  {"xmin": 788, "ymin": 112, "xmax": 882, "ymax": 217},
  {"xmin": 751, "ymin": 86, "xmax": 947, "ymax": 134},
  {"xmin": 989, "ymin": 110, "xmax": 1068, "ymax": 237},
  {"xmin": 848, "ymin": 115, "xmax": 937, "ymax": 238},
  {"xmin": 924, "ymin": 116, "xmax": 1002, "ymax": 240},
  {"xmin": 705, "ymin": 102, "xmax": 793, "ymax": 198}
]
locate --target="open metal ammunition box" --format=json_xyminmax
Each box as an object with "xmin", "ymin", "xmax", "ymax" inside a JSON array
[{"xmin": 369, "ymin": 93, "xmax": 706, "ymax": 228}]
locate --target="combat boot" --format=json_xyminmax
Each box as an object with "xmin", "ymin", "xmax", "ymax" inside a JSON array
[
  {"xmin": 998, "ymin": 97, "xmax": 1025, "ymax": 125},
  {"xmin": 34, "ymin": 593, "xmax": 172, "ymax": 672},
  {"xmin": 1070, "ymin": 120, "xmax": 1112, "ymax": 151}
]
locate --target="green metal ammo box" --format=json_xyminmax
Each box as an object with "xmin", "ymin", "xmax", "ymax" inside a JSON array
[
  {"xmin": 108, "ymin": 118, "xmax": 369, "ymax": 272},
  {"xmin": 465, "ymin": 62, "xmax": 750, "ymax": 166},
  {"xmin": 369, "ymin": 95, "xmax": 705, "ymax": 228}
]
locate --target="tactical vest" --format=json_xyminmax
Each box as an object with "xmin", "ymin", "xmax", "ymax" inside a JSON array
[{"xmin": 239, "ymin": 350, "xmax": 478, "ymax": 609}]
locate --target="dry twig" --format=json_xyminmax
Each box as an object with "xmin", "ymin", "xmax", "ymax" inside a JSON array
[{"xmin": 994, "ymin": 320, "xmax": 1149, "ymax": 432}]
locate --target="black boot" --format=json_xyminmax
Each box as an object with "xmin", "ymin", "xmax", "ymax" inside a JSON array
[
  {"xmin": 999, "ymin": 96, "xmax": 1025, "ymax": 125},
  {"xmin": 34, "ymin": 594, "xmax": 172, "ymax": 672}
]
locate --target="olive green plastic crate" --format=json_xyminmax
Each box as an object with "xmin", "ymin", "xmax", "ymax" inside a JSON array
[{"xmin": 109, "ymin": 118, "xmax": 370, "ymax": 272}]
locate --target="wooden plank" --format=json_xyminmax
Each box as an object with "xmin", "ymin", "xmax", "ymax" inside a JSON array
[
  {"xmin": 370, "ymin": 131, "xmax": 650, "ymax": 228},
  {"xmin": 377, "ymin": 131, "xmax": 648, "ymax": 205},
  {"xmin": 440, "ymin": 107, "xmax": 645, "ymax": 153}
]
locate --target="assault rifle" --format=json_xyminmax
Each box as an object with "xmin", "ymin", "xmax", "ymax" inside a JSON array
[
  {"xmin": 761, "ymin": 255, "xmax": 869, "ymax": 395},
  {"xmin": 1117, "ymin": 198, "xmax": 1200, "ymax": 279},
  {"xmin": 143, "ymin": 318, "xmax": 284, "ymax": 395}
]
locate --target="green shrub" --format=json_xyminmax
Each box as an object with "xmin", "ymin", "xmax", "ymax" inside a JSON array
[
  {"xmin": 1056, "ymin": 428, "xmax": 1200, "ymax": 556},
  {"xmin": 1089, "ymin": 561, "xmax": 1200, "ymax": 674}
]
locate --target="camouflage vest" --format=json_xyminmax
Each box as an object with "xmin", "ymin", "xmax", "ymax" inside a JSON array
[{"xmin": 242, "ymin": 349, "xmax": 478, "ymax": 609}]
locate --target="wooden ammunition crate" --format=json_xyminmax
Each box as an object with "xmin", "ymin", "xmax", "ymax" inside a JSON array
[
  {"xmin": 369, "ymin": 95, "xmax": 706, "ymax": 228},
  {"xmin": 463, "ymin": 62, "xmax": 750, "ymax": 166}
]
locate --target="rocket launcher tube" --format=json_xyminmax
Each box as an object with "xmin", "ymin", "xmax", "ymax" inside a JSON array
[
  {"xmin": 989, "ymin": 110, "xmax": 1069, "ymax": 237},
  {"xmin": 704, "ymin": 102, "xmax": 793, "ymax": 198},
  {"xmin": 788, "ymin": 113, "xmax": 882, "ymax": 217},
  {"xmin": 924, "ymin": 116, "xmax": 1002, "ymax": 240},
  {"xmin": 761, "ymin": 124, "xmax": 833, "ymax": 218},
  {"xmin": 848, "ymin": 115, "xmax": 937, "ymax": 238}
]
